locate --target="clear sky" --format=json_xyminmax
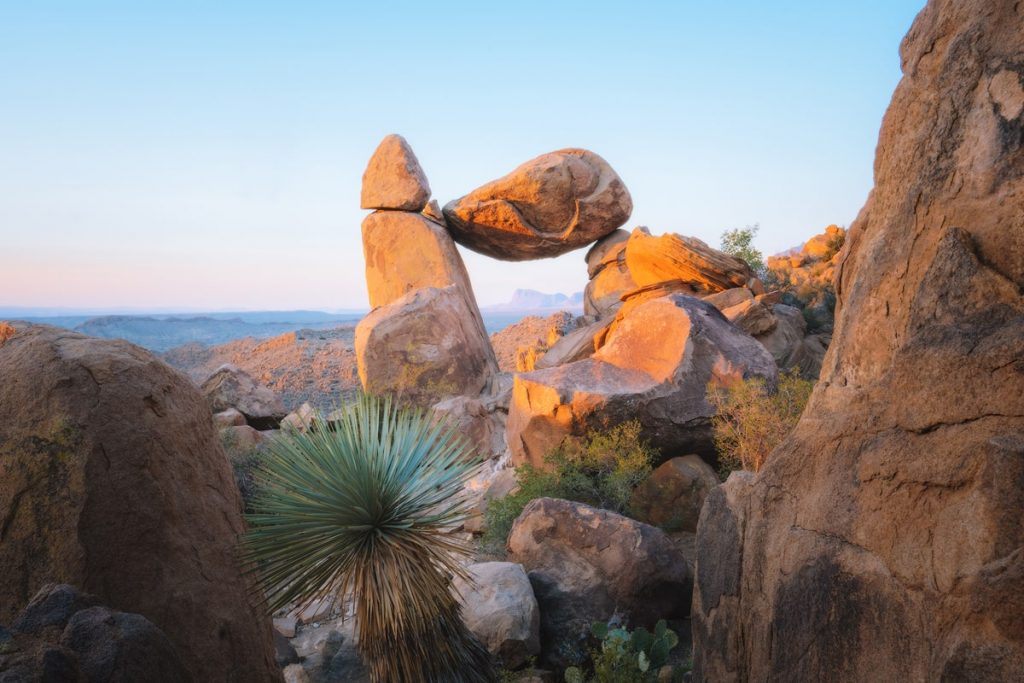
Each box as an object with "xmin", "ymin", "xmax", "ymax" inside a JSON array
[{"xmin": 0, "ymin": 0, "xmax": 925, "ymax": 312}]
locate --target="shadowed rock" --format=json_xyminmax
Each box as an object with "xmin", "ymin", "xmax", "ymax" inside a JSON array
[{"xmin": 693, "ymin": 2, "xmax": 1024, "ymax": 680}]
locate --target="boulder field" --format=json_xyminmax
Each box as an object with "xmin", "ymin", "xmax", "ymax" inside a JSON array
[
  {"xmin": 692, "ymin": 0, "xmax": 1024, "ymax": 680},
  {"xmin": 0, "ymin": 324, "xmax": 281, "ymax": 682}
]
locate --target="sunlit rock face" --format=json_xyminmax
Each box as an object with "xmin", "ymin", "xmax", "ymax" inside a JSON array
[
  {"xmin": 693, "ymin": 2, "xmax": 1024, "ymax": 681},
  {"xmin": 0, "ymin": 324, "xmax": 281, "ymax": 683},
  {"xmin": 443, "ymin": 148, "xmax": 632, "ymax": 261},
  {"xmin": 355, "ymin": 134, "xmax": 497, "ymax": 405},
  {"xmin": 505, "ymin": 294, "xmax": 776, "ymax": 468},
  {"xmin": 360, "ymin": 133, "xmax": 431, "ymax": 211}
]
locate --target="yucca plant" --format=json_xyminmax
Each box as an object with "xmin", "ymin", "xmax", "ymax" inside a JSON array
[{"xmin": 242, "ymin": 395, "xmax": 494, "ymax": 682}]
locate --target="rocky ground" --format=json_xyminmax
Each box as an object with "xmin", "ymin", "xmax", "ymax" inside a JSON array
[{"xmin": 163, "ymin": 326, "xmax": 360, "ymax": 411}]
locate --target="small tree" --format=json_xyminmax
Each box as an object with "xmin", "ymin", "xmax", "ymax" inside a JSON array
[
  {"xmin": 707, "ymin": 370, "xmax": 814, "ymax": 475},
  {"xmin": 720, "ymin": 224, "xmax": 766, "ymax": 277}
]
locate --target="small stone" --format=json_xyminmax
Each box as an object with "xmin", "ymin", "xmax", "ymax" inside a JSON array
[{"xmin": 360, "ymin": 134, "xmax": 431, "ymax": 211}]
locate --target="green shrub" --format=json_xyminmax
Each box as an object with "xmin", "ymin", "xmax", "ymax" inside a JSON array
[
  {"xmin": 242, "ymin": 395, "xmax": 494, "ymax": 683},
  {"xmin": 564, "ymin": 619, "xmax": 686, "ymax": 683},
  {"xmin": 481, "ymin": 421, "xmax": 654, "ymax": 553},
  {"xmin": 707, "ymin": 370, "xmax": 814, "ymax": 476},
  {"xmin": 720, "ymin": 224, "xmax": 766, "ymax": 277}
]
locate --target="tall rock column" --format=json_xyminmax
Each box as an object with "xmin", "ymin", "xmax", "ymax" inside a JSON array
[
  {"xmin": 354, "ymin": 134, "xmax": 498, "ymax": 405},
  {"xmin": 693, "ymin": 2, "xmax": 1024, "ymax": 681}
]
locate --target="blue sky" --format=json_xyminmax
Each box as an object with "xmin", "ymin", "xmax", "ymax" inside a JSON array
[{"xmin": 0, "ymin": 0, "xmax": 925, "ymax": 311}]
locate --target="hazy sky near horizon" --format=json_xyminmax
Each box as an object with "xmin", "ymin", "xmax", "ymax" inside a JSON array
[{"xmin": 1, "ymin": 1, "xmax": 926, "ymax": 312}]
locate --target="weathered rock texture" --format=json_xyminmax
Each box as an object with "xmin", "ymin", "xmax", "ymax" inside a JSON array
[
  {"xmin": 360, "ymin": 133, "xmax": 431, "ymax": 211},
  {"xmin": 355, "ymin": 136, "xmax": 498, "ymax": 404},
  {"xmin": 0, "ymin": 324, "xmax": 281, "ymax": 682},
  {"xmin": 630, "ymin": 454, "xmax": 720, "ymax": 532},
  {"xmin": 443, "ymin": 148, "xmax": 632, "ymax": 260},
  {"xmin": 584, "ymin": 229, "xmax": 636, "ymax": 317},
  {"xmin": 452, "ymin": 562, "xmax": 541, "ymax": 669},
  {"xmin": 508, "ymin": 498, "xmax": 691, "ymax": 668},
  {"xmin": 355, "ymin": 285, "xmax": 496, "ymax": 404},
  {"xmin": 693, "ymin": 3, "xmax": 1024, "ymax": 681},
  {"xmin": 506, "ymin": 295, "xmax": 776, "ymax": 468},
  {"xmin": 625, "ymin": 228, "xmax": 760, "ymax": 294},
  {"xmin": 201, "ymin": 362, "xmax": 287, "ymax": 429}
]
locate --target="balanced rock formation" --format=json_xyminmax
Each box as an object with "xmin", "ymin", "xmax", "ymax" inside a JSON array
[
  {"xmin": 508, "ymin": 498, "xmax": 692, "ymax": 668},
  {"xmin": 443, "ymin": 148, "xmax": 632, "ymax": 260},
  {"xmin": 355, "ymin": 135, "xmax": 497, "ymax": 405},
  {"xmin": 693, "ymin": 2, "xmax": 1024, "ymax": 681},
  {"xmin": 506, "ymin": 294, "xmax": 776, "ymax": 468},
  {"xmin": 0, "ymin": 324, "xmax": 280, "ymax": 682},
  {"xmin": 360, "ymin": 133, "xmax": 431, "ymax": 211},
  {"xmin": 201, "ymin": 363, "xmax": 287, "ymax": 429}
]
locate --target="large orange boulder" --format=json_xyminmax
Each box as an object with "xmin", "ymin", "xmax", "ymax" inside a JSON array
[
  {"xmin": 693, "ymin": 2, "xmax": 1024, "ymax": 681},
  {"xmin": 505, "ymin": 295, "xmax": 776, "ymax": 467},
  {"xmin": 0, "ymin": 324, "xmax": 280, "ymax": 682},
  {"xmin": 625, "ymin": 227, "xmax": 760, "ymax": 294},
  {"xmin": 443, "ymin": 148, "xmax": 632, "ymax": 260}
]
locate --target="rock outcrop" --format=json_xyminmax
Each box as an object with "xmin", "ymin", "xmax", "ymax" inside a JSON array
[
  {"xmin": 583, "ymin": 229, "xmax": 635, "ymax": 317},
  {"xmin": 508, "ymin": 498, "xmax": 691, "ymax": 668},
  {"xmin": 489, "ymin": 311, "xmax": 580, "ymax": 373},
  {"xmin": 355, "ymin": 135, "xmax": 498, "ymax": 405},
  {"xmin": 452, "ymin": 562, "xmax": 541, "ymax": 669},
  {"xmin": 693, "ymin": 2, "xmax": 1024, "ymax": 681},
  {"xmin": 360, "ymin": 133, "xmax": 431, "ymax": 211},
  {"xmin": 201, "ymin": 363, "xmax": 287, "ymax": 429},
  {"xmin": 0, "ymin": 324, "xmax": 281, "ymax": 682},
  {"xmin": 443, "ymin": 149, "xmax": 632, "ymax": 260},
  {"xmin": 625, "ymin": 228, "xmax": 761, "ymax": 295},
  {"xmin": 506, "ymin": 295, "xmax": 777, "ymax": 468}
]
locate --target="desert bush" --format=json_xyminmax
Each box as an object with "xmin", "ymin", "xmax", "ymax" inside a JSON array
[
  {"xmin": 481, "ymin": 421, "xmax": 654, "ymax": 553},
  {"xmin": 707, "ymin": 370, "xmax": 814, "ymax": 475},
  {"xmin": 720, "ymin": 224, "xmax": 766, "ymax": 277},
  {"xmin": 564, "ymin": 619, "xmax": 686, "ymax": 683},
  {"xmin": 242, "ymin": 395, "xmax": 494, "ymax": 683}
]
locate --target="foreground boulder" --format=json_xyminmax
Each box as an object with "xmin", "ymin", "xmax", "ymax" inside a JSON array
[
  {"xmin": 693, "ymin": 2, "xmax": 1024, "ymax": 681},
  {"xmin": 506, "ymin": 295, "xmax": 776, "ymax": 467},
  {"xmin": 443, "ymin": 148, "xmax": 632, "ymax": 260},
  {"xmin": 508, "ymin": 498, "xmax": 691, "ymax": 668},
  {"xmin": 0, "ymin": 324, "xmax": 281, "ymax": 682},
  {"xmin": 201, "ymin": 363, "xmax": 287, "ymax": 429},
  {"xmin": 453, "ymin": 562, "xmax": 541, "ymax": 669},
  {"xmin": 1, "ymin": 584, "xmax": 188, "ymax": 682}
]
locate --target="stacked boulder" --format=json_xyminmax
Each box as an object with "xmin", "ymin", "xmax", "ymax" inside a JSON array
[{"xmin": 355, "ymin": 135, "xmax": 498, "ymax": 406}]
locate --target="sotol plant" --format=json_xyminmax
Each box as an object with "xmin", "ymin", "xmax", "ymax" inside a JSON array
[{"xmin": 242, "ymin": 396, "xmax": 494, "ymax": 683}]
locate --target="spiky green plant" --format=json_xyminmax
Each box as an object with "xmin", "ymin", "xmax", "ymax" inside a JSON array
[{"xmin": 242, "ymin": 396, "xmax": 494, "ymax": 683}]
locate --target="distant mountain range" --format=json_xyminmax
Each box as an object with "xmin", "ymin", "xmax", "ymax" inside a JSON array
[{"xmin": 483, "ymin": 289, "xmax": 584, "ymax": 312}]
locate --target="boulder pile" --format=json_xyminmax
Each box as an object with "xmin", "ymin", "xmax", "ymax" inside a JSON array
[{"xmin": 692, "ymin": 1, "xmax": 1024, "ymax": 680}]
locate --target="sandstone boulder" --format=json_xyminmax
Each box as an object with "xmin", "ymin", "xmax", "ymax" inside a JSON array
[
  {"xmin": 213, "ymin": 406, "xmax": 246, "ymax": 428},
  {"xmin": 0, "ymin": 325, "xmax": 280, "ymax": 682},
  {"xmin": 508, "ymin": 498, "xmax": 691, "ymax": 667},
  {"xmin": 361, "ymin": 209, "xmax": 478, "ymax": 311},
  {"xmin": 201, "ymin": 363, "xmax": 286, "ymax": 429},
  {"xmin": 355, "ymin": 285, "xmax": 497, "ymax": 404},
  {"xmin": 630, "ymin": 455, "xmax": 720, "ymax": 532},
  {"xmin": 452, "ymin": 562, "xmax": 541, "ymax": 669},
  {"xmin": 431, "ymin": 394, "xmax": 506, "ymax": 461},
  {"xmin": 702, "ymin": 287, "xmax": 754, "ymax": 311},
  {"xmin": 625, "ymin": 228, "xmax": 758, "ymax": 294},
  {"xmin": 693, "ymin": 3, "xmax": 1024, "ymax": 680},
  {"xmin": 584, "ymin": 239, "xmax": 637, "ymax": 317},
  {"xmin": 506, "ymin": 295, "xmax": 777, "ymax": 468},
  {"xmin": 721, "ymin": 298, "xmax": 777, "ymax": 336},
  {"xmin": 443, "ymin": 148, "xmax": 632, "ymax": 260},
  {"xmin": 533, "ymin": 317, "xmax": 612, "ymax": 370},
  {"xmin": 360, "ymin": 134, "xmax": 430, "ymax": 211}
]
